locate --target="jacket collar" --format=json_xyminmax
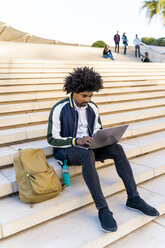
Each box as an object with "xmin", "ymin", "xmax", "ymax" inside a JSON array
[
  {"xmin": 69, "ymin": 93, "xmax": 90, "ymax": 111},
  {"xmin": 69, "ymin": 93, "xmax": 74, "ymax": 108}
]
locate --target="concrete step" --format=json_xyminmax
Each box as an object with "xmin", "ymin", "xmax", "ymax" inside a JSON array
[
  {"xmin": 0, "ymin": 62, "xmax": 164, "ymax": 68},
  {"xmin": 0, "ymin": 72, "xmax": 165, "ymax": 81},
  {"xmin": 0, "ymin": 67, "xmax": 165, "ymax": 73},
  {"xmin": 0, "ymin": 140, "xmax": 52, "ymax": 167},
  {"xmin": 0, "ymin": 80, "xmax": 164, "ymax": 92},
  {"xmin": 99, "ymin": 98, "xmax": 165, "ymax": 114},
  {"xmin": 0, "ymin": 174, "xmax": 164, "ymax": 245},
  {"xmin": 0, "ymin": 158, "xmax": 107, "ymax": 196},
  {"xmin": 1, "ymin": 85, "xmax": 165, "ymax": 102},
  {"xmin": 1, "ymin": 148, "xmax": 165, "ymax": 198},
  {"xmin": 0, "ymin": 60, "xmax": 164, "ymax": 67},
  {"xmin": 0, "ymin": 73, "xmax": 68, "ymax": 79},
  {"xmin": 102, "ymin": 76, "xmax": 165, "ymax": 82},
  {"xmin": 0, "ymin": 91, "xmax": 64, "ymax": 103},
  {"xmin": 1, "ymin": 98, "xmax": 165, "ymax": 114},
  {"xmin": 1, "ymin": 130, "xmax": 165, "ymax": 167},
  {"xmin": 0, "ymin": 61, "xmax": 164, "ymax": 68},
  {"xmin": 121, "ymin": 131, "xmax": 165, "ymax": 154},
  {"xmin": 1, "ymin": 116, "xmax": 165, "ymax": 146},
  {"xmin": 1, "ymin": 105, "xmax": 165, "ymax": 128},
  {"xmin": 1, "ymin": 84, "xmax": 165, "ymax": 94},
  {"xmin": 0, "ymin": 71, "xmax": 165, "ymax": 79},
  {"xmin": 1, "ymin": 77, "xmax": 165, "ymax": 86},
  {"xmin": 0, "ymin": 78, "xmax": 64, "ymax": 85},
  {"xmin": 102, "ymin": 106, "xmax": 165, "ymax": 126},
  {"xmin": 0, "ymin": 111, "xmax": 49, "ymax": 128},
  {"xmin": 0, "ymin": 61, "xmax": 164, "ymax": 246},
  {"xmin": 108, "ymin": 214, "xmax": 165, "ymax": 248},
  {"xmin": 1, "ymin": 69, "xmax": 165, "ymax": 76},
  {"xmin": 0, "ymin": 84, "xmax": 64, "ymax": 92},
  {"xmin": 1, "ymin": 90, "xmax": 165, "ymax": 104},
  {"xmin": 0, "ymin": 124, "xmax": 47, "ymax": 144},
  {"xmin": 0, "ymin": 60, "xmax": 165, "ymax": 70},
  {"xmin": 1, "ymin": 80, "xmax": 164, "ymax": 88}
]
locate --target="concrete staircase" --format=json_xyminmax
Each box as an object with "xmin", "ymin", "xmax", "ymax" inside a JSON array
[{"xmin": 0, "ymin": 60, "xmax": 165, "ymax": 247}]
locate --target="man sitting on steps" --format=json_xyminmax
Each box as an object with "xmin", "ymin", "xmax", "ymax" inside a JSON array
[{"xmin": 47, "ymin": 67, "xmax": 159, "ymax": 232}]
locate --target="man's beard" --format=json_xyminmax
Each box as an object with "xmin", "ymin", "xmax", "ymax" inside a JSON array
[{"xmin": 80, "ymin": 102, "xmax": 88, "ymax": 106}]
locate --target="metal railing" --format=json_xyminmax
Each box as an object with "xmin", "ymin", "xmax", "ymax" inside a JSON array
[{"xmin": 140, "ymin": 42, "xmax": 165, "ymax": 55}]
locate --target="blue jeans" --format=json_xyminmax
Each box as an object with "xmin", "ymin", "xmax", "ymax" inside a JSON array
[
  {"xmin": 66, "ymin": 144, "xmax": 139, "ymax": 209},
  {"xmin": 115, "ymin": 42, "xmax": 119, "ymax": 53},
  {"xmin": 104, "ymin": 53, "xmax": 114, "ymax": 60},
  {"xmin": 135, "ymin": 45, "xmax": 140, "ymax": 57},
  {"xmin": 123, "ymin": 43, "xmax": 127, "ymax": 54}
]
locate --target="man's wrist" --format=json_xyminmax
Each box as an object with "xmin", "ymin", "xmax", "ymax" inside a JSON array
[
  {"xmin": 72, "ymin": 138, "xmax": 79, "ymax": 146},
  {"xmin": 75, "ymin": 138, "xmax": 79, "ymax": 145}
]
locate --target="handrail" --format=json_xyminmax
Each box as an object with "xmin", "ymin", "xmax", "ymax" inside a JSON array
[{"xmin": 140, "ymin": 42, "xmax": 165, "ymax": 55}]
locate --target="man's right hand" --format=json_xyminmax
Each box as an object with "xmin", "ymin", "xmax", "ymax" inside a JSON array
[{"xmin": 77, "ymin": 136, "xmax": 93, "ymax": 146}]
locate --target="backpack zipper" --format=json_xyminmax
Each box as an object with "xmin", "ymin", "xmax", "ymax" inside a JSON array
[
  {"xmin": 26, "ymin": 170, "xmax": 50, "ymax": 180},
  {"xmin": 26, "ymin": 174, "xmax": 36, "ymax": 180}
]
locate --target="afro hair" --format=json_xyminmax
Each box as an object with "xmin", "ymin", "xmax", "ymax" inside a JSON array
[{"xmin": 63, "ymin": 67, "xmax": 104, "ymax": 94}]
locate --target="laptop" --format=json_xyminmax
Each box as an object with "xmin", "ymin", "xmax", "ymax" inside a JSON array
[{"xmin": 79, "ymin": 124, "xmax": 128, "ymax": 150}]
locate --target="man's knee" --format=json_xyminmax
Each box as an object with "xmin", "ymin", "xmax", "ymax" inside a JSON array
[
  {"xmin": 107, "ymin": 143, "xmax": 125, "ymax": 157},
  {"xmin": 79, "ymin": 149, "xmax": 96, "ymax": 170},
  {"xmin": 80, "ymin": 149, "xmax": 95, "ymax": 161}
]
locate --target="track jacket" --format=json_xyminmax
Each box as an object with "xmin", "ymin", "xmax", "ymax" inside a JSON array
[{"xmin": 47, "ymin": 94, "xmax": 102, "ymax": 162}]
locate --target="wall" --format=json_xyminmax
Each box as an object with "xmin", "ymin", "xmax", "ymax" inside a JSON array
[{"xmin": 140, "ymin": 44, "xmax": 165, "ymax": 63}]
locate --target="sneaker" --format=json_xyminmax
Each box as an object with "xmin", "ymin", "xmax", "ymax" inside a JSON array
[
  {"xmin": 98, "ymin": 206, "xmax": 117, "ymax": 232},
  {"xmin": 126, "ymin": 196, "xmax": 160, "ymax": 216}
]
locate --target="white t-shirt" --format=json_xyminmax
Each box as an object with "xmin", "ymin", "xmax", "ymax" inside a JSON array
[
  {"xmin": 133, "ymin": 38, "xmax": 141, "ymax": 46},
  {"xmin": 73, "ymin": 101, "xmax": 89, "ymax": 138}
]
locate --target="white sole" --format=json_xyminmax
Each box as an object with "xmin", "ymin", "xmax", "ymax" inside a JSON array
[
  {"xmin": 126, "ymin": 206, "xmax": 146, "ymax": 215},
  {"xmin": 101, "ymin": 226, "xmax": 117, "ymax": 233}
]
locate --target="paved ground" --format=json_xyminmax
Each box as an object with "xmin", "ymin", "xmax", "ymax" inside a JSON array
[{"xmin": 0, "ymin": 41, "xmax": 140, "ymax": 62}]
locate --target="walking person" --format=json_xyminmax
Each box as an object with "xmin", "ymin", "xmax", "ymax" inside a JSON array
[
  {"xmin": 122, "ymin": 32, "xmax": 128, "ymax": 55},
  {"xmin": 133, "ymin": 34, "xmax": 141, "ymax": 57},
  {"xmin": 47, "ymin": 67, "xmax": 159, "ymax": 233},
  {"xmin": 114, "ymin": 31, "xmax": 120, "ymax": 53}
]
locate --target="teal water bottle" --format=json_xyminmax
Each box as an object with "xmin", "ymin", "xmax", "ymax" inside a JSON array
[{"xmin": 62, "ymin": 160, "xmax": 70, "ymax": 186}]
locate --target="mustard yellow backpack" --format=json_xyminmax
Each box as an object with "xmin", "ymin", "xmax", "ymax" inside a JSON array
[{"xmin": 13, "ymin": 148, "xmax": 63, "ymax": 204}]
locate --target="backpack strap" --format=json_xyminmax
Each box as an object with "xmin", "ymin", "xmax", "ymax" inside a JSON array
[{"xmin": 62, "ymin": 183, "xmax": 66, "ymax": 191}]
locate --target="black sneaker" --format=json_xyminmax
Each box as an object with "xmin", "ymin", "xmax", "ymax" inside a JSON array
[
  {"xmin": 98, "ymin": 206, "xmax": 117, "ymax": 232},
  {"xmin": 126, "ymin": 196, "xmax": 160, "ymax": 216}
]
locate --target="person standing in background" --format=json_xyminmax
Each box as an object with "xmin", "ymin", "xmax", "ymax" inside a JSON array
[
  {"xmin": 133, "ymin": 34, "xmax": 141, "ymax": 57},
  {"xmin": 114, "ymin": 31, "xmax": 120, "ymax": 53},
  {"xmin": 122, "ymin": 32, "xmax": 128, "ymax": 55}
]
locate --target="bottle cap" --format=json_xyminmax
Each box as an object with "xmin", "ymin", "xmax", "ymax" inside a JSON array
[{"xmin": 63, "ymin": 164, "xmax": 68, "ymax": 170}]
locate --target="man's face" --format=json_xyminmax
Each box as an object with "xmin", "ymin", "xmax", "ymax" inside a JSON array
[{"xmin": 73, "ymin": 91, "xmax": 93, "ymax": 108}]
